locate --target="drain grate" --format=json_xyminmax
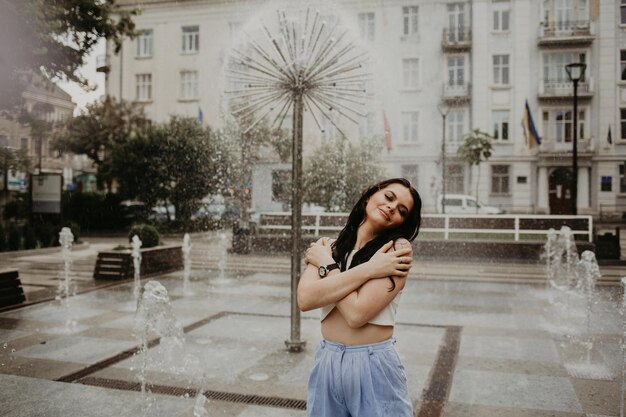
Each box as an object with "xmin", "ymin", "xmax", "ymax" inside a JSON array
[{"xmin": 78, "ymin": 376, "xmax": 306, "ymax": 410}]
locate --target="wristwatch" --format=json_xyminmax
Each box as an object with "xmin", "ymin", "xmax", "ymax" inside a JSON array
[{"xmin": 318, "ymin": 263, "xmax": 339, "ymax": 278}]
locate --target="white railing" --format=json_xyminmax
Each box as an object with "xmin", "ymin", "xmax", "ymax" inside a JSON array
[{"xmin": 257, "ymin": 212, "xmax": 593, "ymax": 242}]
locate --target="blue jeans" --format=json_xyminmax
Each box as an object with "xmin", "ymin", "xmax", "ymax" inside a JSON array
[{"xmin": 307, "ymin": 338, "xmax": 413, "ymax": 417}]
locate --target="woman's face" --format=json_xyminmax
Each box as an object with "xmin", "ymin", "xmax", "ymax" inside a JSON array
[{"xmin": 364, "ymin": 183, "xmax": 414, "ymax": 230}]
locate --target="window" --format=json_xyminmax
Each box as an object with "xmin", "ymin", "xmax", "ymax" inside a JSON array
[
  {"xmin": 493, "ymin": 54, "xmax": 510, "ymax": 85},
  {"xmin": 321, "ymin": 114, "xmax": 338, "ymax": 141},
  {"xmin": 621, "ymin": 109, "xmax": 626, "ymax": 141},
  {"xmin": 180, "ymin": 71, "xmax": 198, "ymax": 100},
  {"xmin": 402, "ymin": 6, "xmax": 419, "ymax": 36},
  {"xmin": 358, "ymin": 12, "xmax": 375, "ymax": 41},
  {"xmin": 447, "ymin": 110, "xmax": 465, "ymax": 143},
  {"xmin": 20, "ymin": 138, "xmax": 28, "ymax": 151},
  {"xmin": 0, "ymin": 135, "xmax": 8, "ymax": 147},
  {"xmin": 447, "ymin": 164, "xmax": 464, "ymax": 193},
  {"xmin": 543, "ymin": 0, "xmax": 588, "ymax": 29},
  {"xmin": 543, "ymin": 52, "xmax": 586, "ymax": 84},
  {"xmin": 492, "ymin": 0, "xmax": 510, "ymax": 32},
  {"xmin": 447, "ymin": 3, "xmax": 466, "ymax": 41},
  {"xmin": 620, "ymin": 163, "xmax": 626, "ymax": 193},
  {"xmin": 447, "ymin": 56, "xmax": 465, "ymax": 87},
  {"xmin": 492, "ymin": 110, "xmax": 510, "ymax": 140},
  {"xmin": 136, "ymin": 29, "xmax": 153, "ymax": 57},
  {"xmin": 542, "ymin": 109, "xmax": 586, "ymax": 143},
  {"xmin": 272, "ymin": 170, "xmax": 291, "ymax": 203},
  {"xmin": 135, "ymin": 74, "xmax": 152, "ymax": 101},
  {"xmin": 401, "ymin": 165, "xmax": 418, "ymax": 188},
  {"xmin": 622, "ymin": 0, "xmax": 626, "ymax": 25},
  {"xmin": 601, "ymin": 176, "xmax": 612, "ymax": 192},
  {"xmin": 621, "ymin": 50, "xmax": 626, "ymax": 81},
  {"xmin": 402, "ymin": 58, "xmax": 419, "ymax": 89},
  {"xmin": 491, "ymin": 165, "xmax": 510, "ymax": 194},
  {"xmin": 401, "ymin": 111, "xmax": 419, "ymax": 143},
  {"xmin": 182, "ymin": 26, "xmax": 199, "ymax": 53}
]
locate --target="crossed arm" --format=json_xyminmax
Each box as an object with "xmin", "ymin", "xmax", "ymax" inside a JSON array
[{"xmin": 297, "ymin": 238, "xmax": 413, "ymax": 328}]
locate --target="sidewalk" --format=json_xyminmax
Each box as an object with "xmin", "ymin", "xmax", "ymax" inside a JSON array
[{"xmin": 0, "ymin": 232, "xmax": 624, "ymax": 416}]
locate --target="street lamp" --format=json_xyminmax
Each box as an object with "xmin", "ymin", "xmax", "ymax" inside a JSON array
[
  {"xmin": 437, "ymin": 103, "xmax": 450, "ymax": 214},
  {"xmin": 565, "ymin": 62, "xmax": 586, "ymax": 216}
]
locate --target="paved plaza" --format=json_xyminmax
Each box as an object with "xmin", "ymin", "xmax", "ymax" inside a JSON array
[{"xmin": 0, "ymin": 232, "xmax": 625, "ymax": 416}]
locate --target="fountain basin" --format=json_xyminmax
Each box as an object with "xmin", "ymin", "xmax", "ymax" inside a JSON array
[{"xmin": 93, "ymin": 245, "xmax": 183, "ymax": 280}]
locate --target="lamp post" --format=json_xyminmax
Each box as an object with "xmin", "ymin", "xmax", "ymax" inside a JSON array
[
  {"xmin": 437, "ymin": 103, "xmax": 450, "ymax": 214},
  {"xmin": 565, "ymin": 62, "xmax": 586, "ymax": 216}
]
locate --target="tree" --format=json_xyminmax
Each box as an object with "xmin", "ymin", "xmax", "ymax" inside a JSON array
[
  {"xmin": 303, "ymin": 136, "xmax": 386, "ymax": 212},
  {"xmin": 457, "ymin": 128, "xmax": 493, "ymax": 208},
  {"xmin": 111, "ymin": 117, "xmax": 229, "ymax": 225},
  {"xmin": 0, "ymin": 0, "xmax": 137, "ymax": 112},
  {"xmin": 52, "ymin": 98, "xmax": 150, "ymax": 191},
  {"xmin": 222, "ymin": 118, "xmax": 291, "ymax": 223}
]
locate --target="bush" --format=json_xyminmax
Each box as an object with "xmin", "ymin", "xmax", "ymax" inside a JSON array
[
  {"xmin": 128, "ymin": 224, "xmax": 160, "ymax": 248},
  {"xmin": 34, "ymin": 221, "xmax": 56, "ymax": 248},
  {"xmin": 22, "ymin": 223, "xmax": 37, "ymax": 249},
  {"xmin": 0, "ymin": 223, "xmax": 6, "ymax": 252},
  {"xmin": 7, "ymin": 223, "xmax": 21, "ymax": 251}
]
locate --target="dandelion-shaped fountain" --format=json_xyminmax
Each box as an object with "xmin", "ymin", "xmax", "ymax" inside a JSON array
[
  {"xmin": 226, "ymin": 7, "xmax": 371, "ymax": 351},
  {"xmin": 182, "ymin": 233, "xmax": 192, "ymax": 295},
  {"xmin": 132, "ymin": 235, "xmax": 143, "ymax": 306}
]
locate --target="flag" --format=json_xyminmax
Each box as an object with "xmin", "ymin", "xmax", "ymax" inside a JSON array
[
  {"xmin": 383, "ymin": 110, "xmax": 392, "ymax": 152},
  {"xmin": 198, "ymin": 107, "xmax": 204, "ymax": 126},
  {"xmin": 522, "ymin": 99, "xmax": 541, "ymax": 149},
  {"xmin": 607, "ymin": 125, "xmax": 613, "ymax": 145}
]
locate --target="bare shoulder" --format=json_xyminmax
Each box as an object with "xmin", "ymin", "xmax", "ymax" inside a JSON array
[{"xmin": 394, "ymin": 238, "xmax": 412, "ymax": 250}]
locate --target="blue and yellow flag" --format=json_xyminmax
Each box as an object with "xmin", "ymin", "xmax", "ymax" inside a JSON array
[{"xmin": 522, "ymin": 99, "xmax": 541, "ymax": 149}]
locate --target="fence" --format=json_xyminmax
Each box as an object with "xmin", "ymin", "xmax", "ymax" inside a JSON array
[{"xmin": 257, "ymin": 212, "xmax": 593, "ymax": 242}]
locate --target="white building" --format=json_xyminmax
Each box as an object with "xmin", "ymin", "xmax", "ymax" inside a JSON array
[{"xmin": 107, "ymin": 0, "xmax": 626, "ymax": 217}]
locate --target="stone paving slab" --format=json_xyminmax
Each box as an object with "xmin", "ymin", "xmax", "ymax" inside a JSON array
[{"xmin": 0, "ymin": 255, "xmax": 624, "ymax": 416}]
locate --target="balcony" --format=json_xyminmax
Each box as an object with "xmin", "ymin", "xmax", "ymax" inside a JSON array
[
  {"xmin": 537, "ymin": 136, "xmax": 594, "ymax": 154},
  {"xmin": 538, "ymin": 21, "xmax": 595, "ymax": 47},
  {"xmin": 442, "ymin": 28, "xmax": 472, "ymax": 52},
  {"xmin": 442, "ymin": 83, "xmax": 471, "ymax": 105},
  {"xmin": 537, "ymin": 77, "xmax": 594, "ymax": 102},
  {"xmin": 96, "ymin": 55, "xmax": 110, "ymax": 73}
]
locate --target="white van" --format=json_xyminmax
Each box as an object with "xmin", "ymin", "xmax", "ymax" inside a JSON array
[{"xmin": 436, "ymin": 194, "xmax": 504, "ymax": 215}]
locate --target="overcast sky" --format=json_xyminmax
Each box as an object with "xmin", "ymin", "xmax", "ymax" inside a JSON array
[{"xmin": 57, "ymin": 39, "xmax": 106, "ymax": 115}]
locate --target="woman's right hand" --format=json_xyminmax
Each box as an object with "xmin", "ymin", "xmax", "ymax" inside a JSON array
[{"xmin": 365, "ymin": 241, "xmax": 413, "ymax": 279}]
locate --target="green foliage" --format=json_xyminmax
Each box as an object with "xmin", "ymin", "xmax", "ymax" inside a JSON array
[
  {"xmin": 111, "ymin": 117, "xmax": 229, "ymax": 224},
  {"xmin": 0, "ymin": 0, "xmax": 138, "ymax": 111},
  {"xmin": 457, "ymin": 129, "xmax": 494, "ymax": 203},
  {"xmin": 0, "ymin": 223, "xmax": 7, "ymax": 252},
  {"xmin": 33, "ymin": 221, "xmax": 56, "ymax": 248},
  {"xmin": 22, "ymin": 223, "xmax": 37, "ymax": 249},
  {"xmin": 457, "ymin": 129, "xmax": 493, "ymax": 166},
  {"xmin": 303, "ymin": 136, "xmax": 387, "ymax": 212},
  {"xmin": 3, "ymin": 194, "xmax": 31, "ymax": 221},
  {"xmin": 53, "ymin": 98, "xmax": 150, "ymax": 190},
  {"xmin": 6, "ymin": 224, "xmax": 21, "ymax": 251},
  {"xmin": 128, "ymin": 224, "xmax": 160, "ymax": 248},
  {"xmin": 62, "ymin": 191, "xmax": 126, "ymax": 231}
]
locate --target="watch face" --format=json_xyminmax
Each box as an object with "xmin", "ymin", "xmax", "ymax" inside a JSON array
[{"xmin": 319, "ymin": 266, "xmax": 327, "ymax": 277}]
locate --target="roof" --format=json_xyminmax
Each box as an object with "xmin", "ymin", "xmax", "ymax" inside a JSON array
[{"xmin": 24, "ymin": 73, "xmax": 73, "ymax": 103}]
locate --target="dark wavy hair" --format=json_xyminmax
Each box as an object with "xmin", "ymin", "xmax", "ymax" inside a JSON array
[{"xmin": 331, "ymin": 178, "xmax": 422, "ymax": 291}]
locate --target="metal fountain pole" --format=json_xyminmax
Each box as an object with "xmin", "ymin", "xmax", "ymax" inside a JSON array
[{"xmin": 286, "ymin": 89, "xmax": 306, "ymax": 352}]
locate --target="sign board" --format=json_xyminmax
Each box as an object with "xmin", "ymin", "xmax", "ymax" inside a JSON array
[{"xmin": 32, "ymin": 174, "xmax": 62, "ymax": 214}]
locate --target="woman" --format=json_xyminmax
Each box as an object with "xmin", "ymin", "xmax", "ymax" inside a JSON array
[{"xmin": 297, "ymin": 178, "xmax": 421, "ymax": 417}]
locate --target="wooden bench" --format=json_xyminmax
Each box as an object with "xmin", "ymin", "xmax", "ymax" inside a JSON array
[{"xmin": 0, "ymin": 269, "xmax": 25, "ymax": 307}]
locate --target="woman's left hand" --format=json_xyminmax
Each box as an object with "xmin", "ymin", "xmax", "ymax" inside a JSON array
[{"xmin": 304, "ymin": 238, "xmax": 334, "ymax": 268}]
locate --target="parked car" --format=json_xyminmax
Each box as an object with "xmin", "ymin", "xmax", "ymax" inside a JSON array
[
  {"xmin": 436, "ymin": 194, "xmax": 504, "ymax": 215},
  {"xmin": 120, "ymin": 200, "xmax": 149, "ymax": 224},
  {"xmin": 193, "ymin": 203, "xmax": 226, "ymax": 221}
]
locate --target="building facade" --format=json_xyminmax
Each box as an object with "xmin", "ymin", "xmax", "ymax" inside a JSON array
[
  {"xmin": 0, "ymin": 76, "xmax": 96, "ymax": 193},
  {"xmin": 108, "ymin": 0, "xmax": 626, "ymax": 217}
]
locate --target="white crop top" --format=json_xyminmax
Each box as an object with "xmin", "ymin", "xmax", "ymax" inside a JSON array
[{"xmin": 320, "ymin": 249, "xmax": 402, "ymax": 326}]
